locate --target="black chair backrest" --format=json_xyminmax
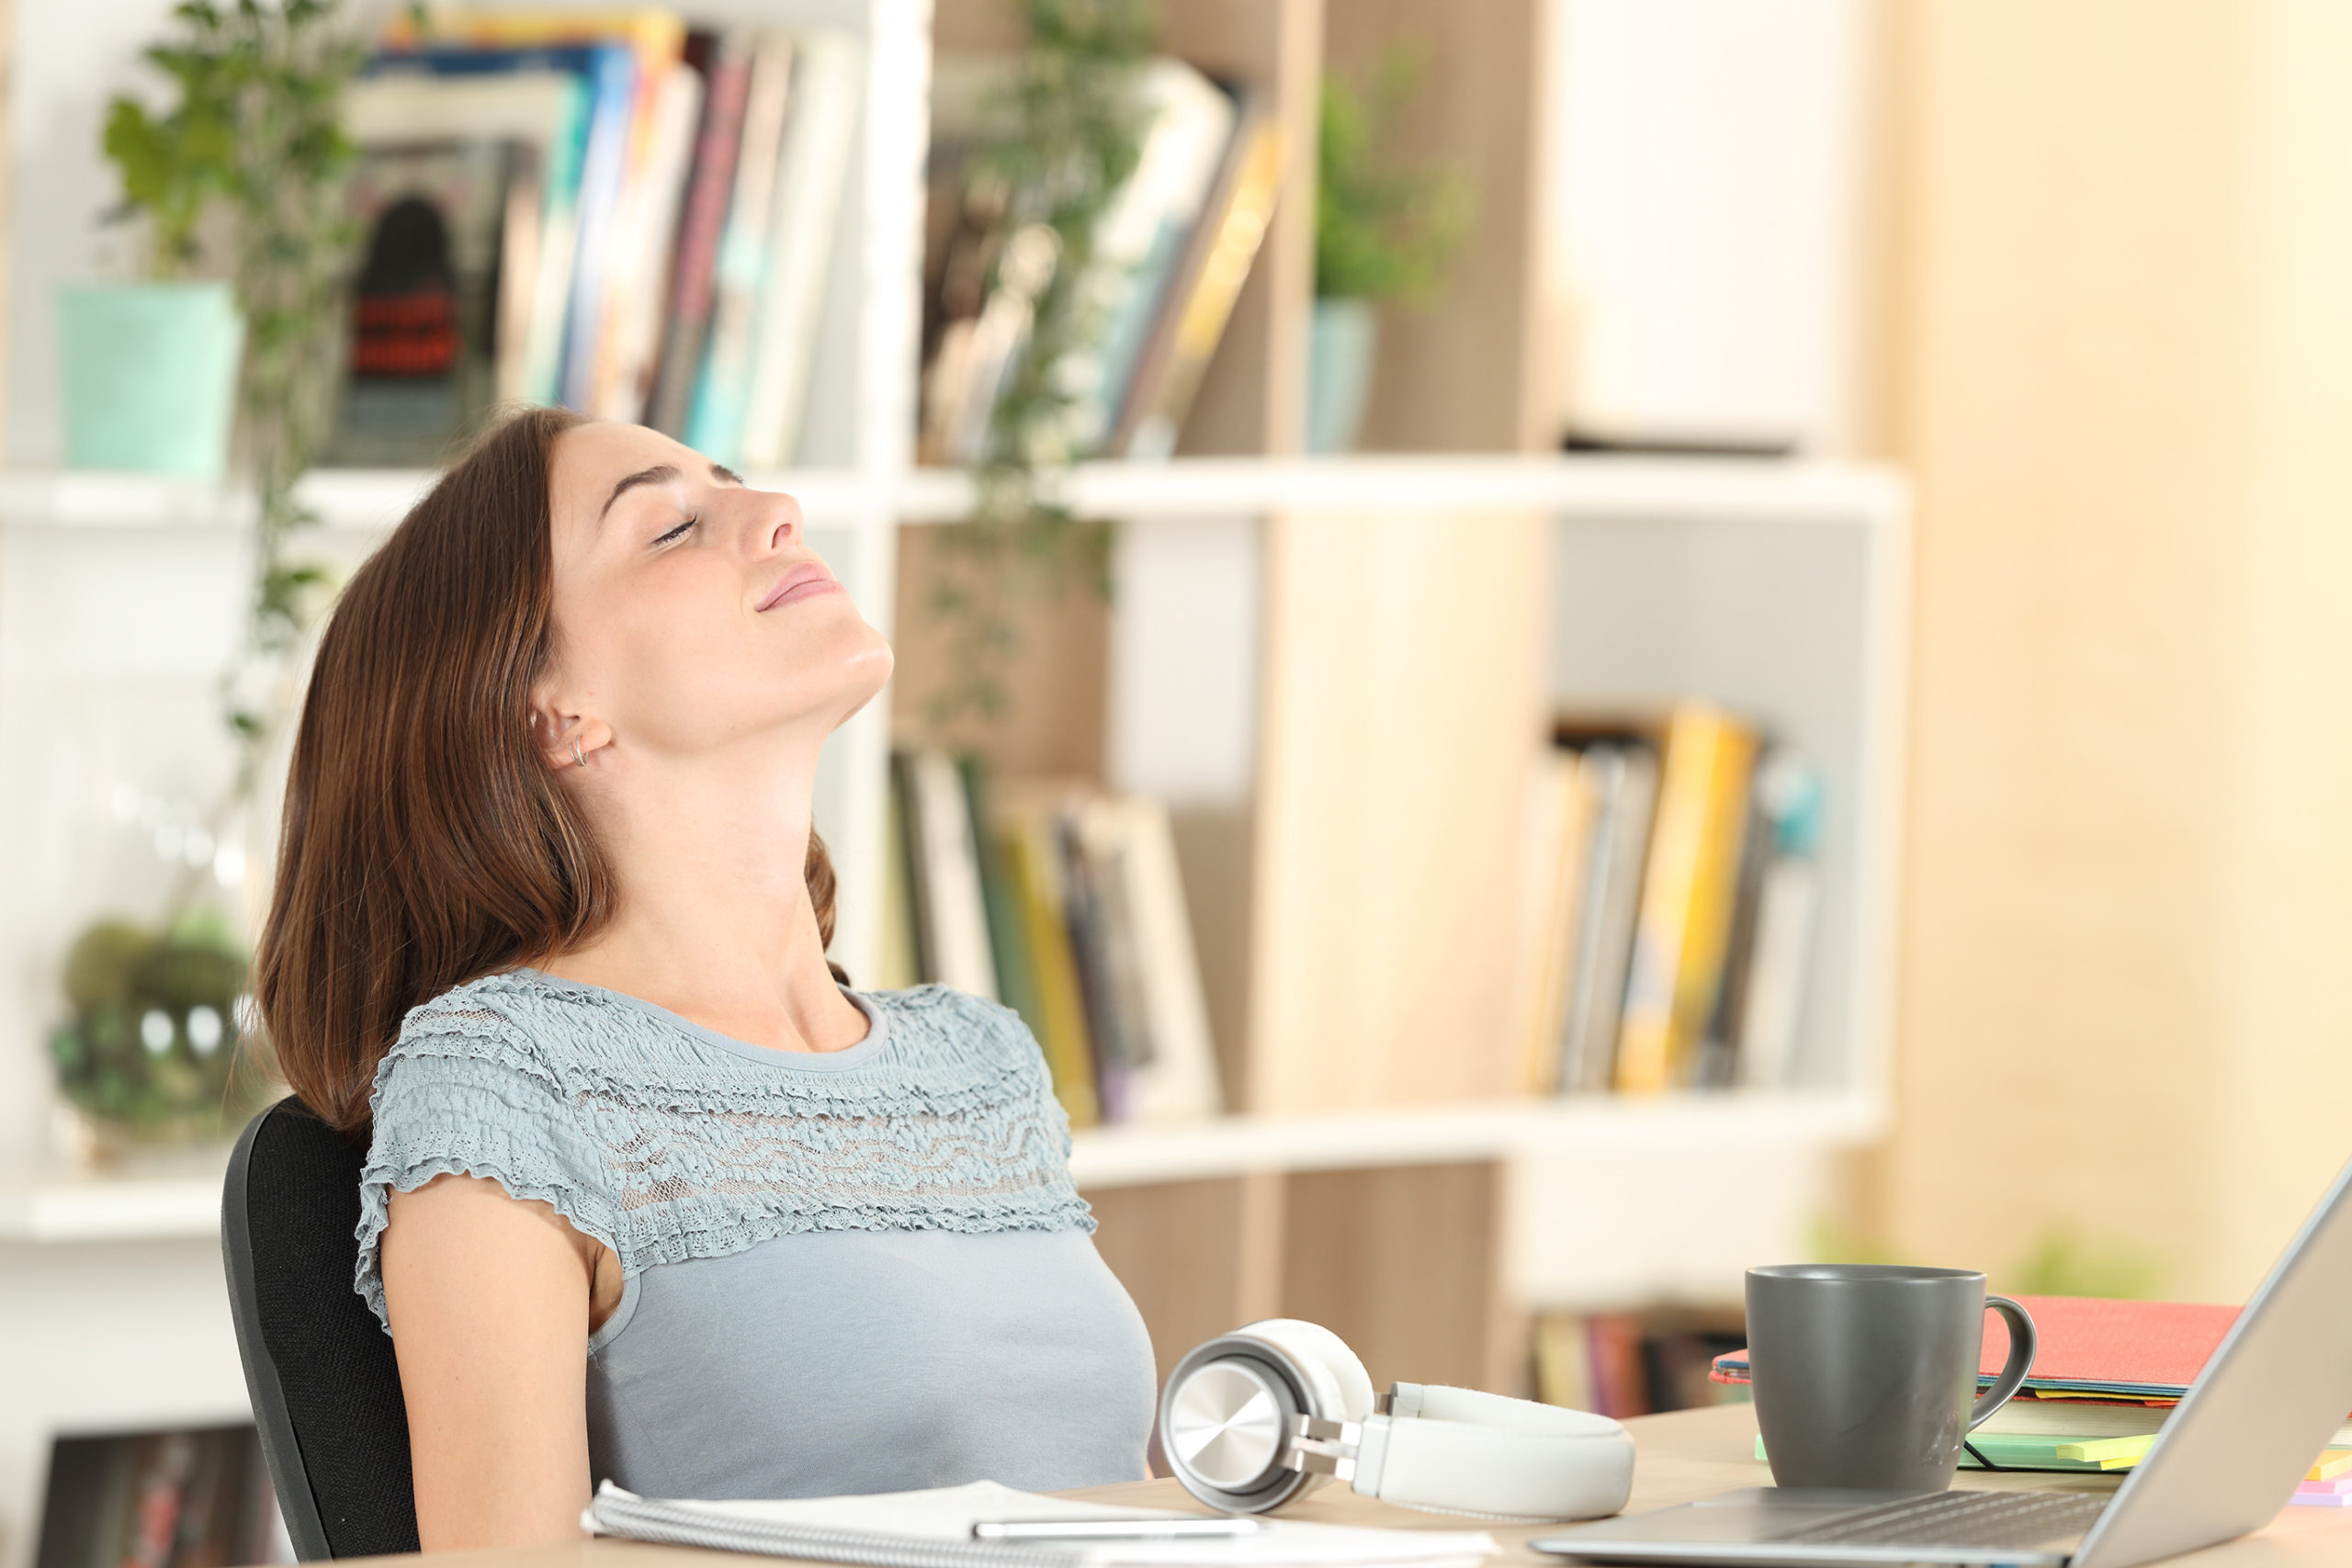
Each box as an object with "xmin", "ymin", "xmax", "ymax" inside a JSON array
[{"xmin": 221, "ymin": 1097, "xmax": 419, "ymax": 1560}]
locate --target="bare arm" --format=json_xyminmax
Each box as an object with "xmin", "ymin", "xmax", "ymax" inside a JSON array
[{"xmin": 379, "ymin": 1173, "xmax": 602, "ymax": 1549}]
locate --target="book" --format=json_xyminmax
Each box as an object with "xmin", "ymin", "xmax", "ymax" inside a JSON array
[
  {"xmin": 687, "ymin": 30, "xmax": 796, "ymax": 461},
  {"xmin": 1533, "ymin": 1314, "xmax": 1596, "ymax": 1412},
  {"xmin": 1054, "ymin": 59, "xmax": 1238, "ymax": 457},
  {"xmin": 379, "ymin": 12, "xmax": 689, "ymax": 412},
  {"xmin": 646, "ymin": 29, "xmax": 753, "ymax": 436},
  {"xmin": 1736, "ymin": 753, "xmax": 1826, "ymax": 1089},
  {"xmin": 1060, "ymin": 799, "xmax": 1148, "ymax": 1122},
  {"xmin": 1557, "ymin": 742, "xmax": 1658, "ymax": 1094},
  {"xmin": 590, "ymin": 57, "xmax": 702, "ymax": 419},
  {"xmin": 888, "ymin": 751, "xmax": 934, "ymax": 985},
  {"xmin": 1756, "ymin": 1431, "xmax": 2143, "ymax": 1474},
  {"xmin": 737, "ymin": 28, "xmax": 863, "ymax": 468},
  {"xmin": 961, "ymin": 757, "xmax": 1040, "ymax": 1038},
  {"xmin": 343, "ymin": 68, "xmax": 586, "ymax": 407},
  {"xmin": 899, "ymin": 749, "xmax": 997, "ymax": 1000},
  {"xmin": 1696, "ymin": 750, "xmax": 1776, "ymax": 1089},
  {"xmin": 1977, "ymin": 1396, "xmax": 2169, "ymax": 1439},
  {"xmin": 921, "ymin": 55, "xmax": 1238, "ymax": 463},
  {"xmin": 878, "ymin": 757, "xmax": 920, "ymax": 991},
  {"xmin": 1112, "ymin": 99, "xmax": 1285, "ymax": 458},
  {"xmin": 366, "ymin": 40, "xmax": 639, "ymax": 409},
  {"xmin": 325, "ymin": 138, "xmax": 520, "ymax": 466},
  {"xmin": 1076, "ymin": 795, "xmax": 1223, "ymax": 1123},
  {"xmin": 918, "ymin": 58, "xmax": 1046, "ymax": 466},
  {"xmin": 997, "ymin": 800, "xmax": 1102, "ymax": 1129},
  {"xmin": 1587, "ymin": 1314, "xmax": 1654, "ymax": 1418},
  {"xmin": 1506, "ymin": 750, "xmax": 1597, "ymax": 1096},
  {"xmin": 1613, "ymin": 705, "xmax": 1758, "ymax": 1093}
]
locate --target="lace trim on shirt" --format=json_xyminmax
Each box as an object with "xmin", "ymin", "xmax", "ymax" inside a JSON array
[{"xmin": 354, "ymin": 976, "xmax": 1091, "ymax": 1329}]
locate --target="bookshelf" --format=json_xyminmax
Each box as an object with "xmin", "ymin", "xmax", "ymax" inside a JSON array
[{"xmin": 0, "ymin": 0, "xmax": 1906, "ymax": 1557}]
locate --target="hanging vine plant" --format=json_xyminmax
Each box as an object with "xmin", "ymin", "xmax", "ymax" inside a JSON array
[
  {"xmin": 916, "ymin": 0, "xmax": 1157, "ymax": 740},
  {"xmin": 52, "ymin": 0, "xmax": 362, "ymax": 1146}
]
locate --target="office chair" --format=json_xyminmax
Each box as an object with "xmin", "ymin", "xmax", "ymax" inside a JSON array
[{"xmin": 221, "ymin": 1097, "xmax": 420, "ymax": 1560}]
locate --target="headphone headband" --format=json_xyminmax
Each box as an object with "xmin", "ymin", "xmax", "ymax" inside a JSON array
[{"xmin": 1370, "ymin": 1383, "xmax": 1634, "ymax": 1519}]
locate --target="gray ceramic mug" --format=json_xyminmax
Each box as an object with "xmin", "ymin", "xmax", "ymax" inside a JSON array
[{"xmin": 1746, "ymin": 1264, "xmax": 2037, "ymax": 1492}]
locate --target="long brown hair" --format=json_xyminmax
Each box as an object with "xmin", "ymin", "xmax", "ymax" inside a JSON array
[{"xmin": 254, "ymin": 407, "xmax": 839, "ymax": 1133}]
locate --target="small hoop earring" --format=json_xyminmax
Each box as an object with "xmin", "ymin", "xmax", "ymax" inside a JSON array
[{"xmin": 571, "ymin": 739, "xmax": 587, "ymax": 769}]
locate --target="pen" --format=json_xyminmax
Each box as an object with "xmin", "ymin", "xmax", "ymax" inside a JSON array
[{"xmin": 971, "ymin": 1517, "xmax": 1264, "ymax": 1541}]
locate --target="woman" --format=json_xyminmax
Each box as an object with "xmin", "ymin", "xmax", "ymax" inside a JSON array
[{"xmin": 254, "ymin": 408, "xmax": 1155, "ymax": 1547}]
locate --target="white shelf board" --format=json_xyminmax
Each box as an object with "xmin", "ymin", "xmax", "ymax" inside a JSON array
[
  {"xmin": 0, "ymin": 1091, "xmax": 1878, "ymax": 1241},
  {"xmin": 0, "ymin": 457, "xmax": 1905, "ymax": 536},
  {"xmin": 1069, "ymin": 1089, "xmax": 1881, "ymax": 1189},
  {"xmin": 0, "ymin": 468, "xmax": 886, "ymax": 535},
  {"xmin": 0, "ymin": 1145, "xmax": 231, "ymax": 1244},
  {"xmin": 894, "ymin": 455, "xmax": 1909, "ymax": 525}
]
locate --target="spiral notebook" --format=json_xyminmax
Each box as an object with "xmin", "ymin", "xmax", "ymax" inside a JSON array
[{"xmin": 583, "ymin": 1480, "xmax": 1498, "ymax": 1568}]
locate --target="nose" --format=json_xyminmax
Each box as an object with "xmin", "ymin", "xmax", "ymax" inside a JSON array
[{"xmin": 748, "ymin": 489, "xmax": 803, "ymax": 555}]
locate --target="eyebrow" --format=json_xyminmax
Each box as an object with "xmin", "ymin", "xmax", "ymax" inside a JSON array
[{"xmin": 598, "ymin": 461, "xmax": 744, "ymax": 521}]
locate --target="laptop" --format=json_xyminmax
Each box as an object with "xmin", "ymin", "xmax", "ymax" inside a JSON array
[{"xmin": 1532, "ymin": 1152, "xmax": 2352, "ymax": 1565}]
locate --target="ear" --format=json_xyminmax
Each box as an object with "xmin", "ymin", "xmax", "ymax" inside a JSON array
[{"xmin": 527, "ymin": 688, "xmax": 614, "ymax": 773}]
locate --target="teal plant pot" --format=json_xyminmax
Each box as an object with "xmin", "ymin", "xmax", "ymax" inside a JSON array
[
  {"xmin": 59, "ymin": 282, "xmax": 243, "ymax": 477},
  {"xmin": 1306, "ymin": 296, "xmax": 1379, "ymax": 454}
]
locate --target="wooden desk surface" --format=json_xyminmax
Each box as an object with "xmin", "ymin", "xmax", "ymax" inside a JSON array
[{"xmin": 369, "ymin": 1403, "xmax": 2352, "ymax": 1568}]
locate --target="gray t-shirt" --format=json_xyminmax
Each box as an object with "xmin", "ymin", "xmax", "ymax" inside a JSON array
[{"xmin": 357, "ymin": 970, "xmax": 1156, "ymax": 1497}]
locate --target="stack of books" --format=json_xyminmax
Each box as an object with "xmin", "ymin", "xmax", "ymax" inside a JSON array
[
  {"xmin": 919, "ymin": 55, "xmax": 1283, "ymax": 463},
  {"xmin": 327, "ymin": 11, "xmax": 1285, "ymax": 469},
  {"xmin": 883, "ymin": 751, "xmax": 1222, "ymax": 1131},
  {"xmin": 1536, "ymin": 1310, "xmax": 1751, "ymax": 1418},
  {"xmin": 1506, "ymin": 705, "xmax": 1825, "ymax": 1099},
  {"xmin": 329, "ymin": 7, "xmax": 864, "ymax": 467},
  {"xmin": 1713, "ymin": 1294, "xmax": 2352, "ymax": 1487}
]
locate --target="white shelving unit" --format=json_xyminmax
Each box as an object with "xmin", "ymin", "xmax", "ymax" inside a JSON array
[
  {"xmin": 0, "ymin": 0, "xmax": 1906, "ymax": 1558},
  {"xmin": 0, "ymin": 1086, "xmax": 1879, "ymax": 1246}
]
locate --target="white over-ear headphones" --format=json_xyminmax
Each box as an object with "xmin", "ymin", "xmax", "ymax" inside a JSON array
[{"xmin": 1156, "ymin": 1319, "xmax": 1634, "ymax": 1522}]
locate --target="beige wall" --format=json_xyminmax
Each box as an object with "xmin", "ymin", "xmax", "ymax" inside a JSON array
[{"xmin": 1881, "ymin": 0, "xmax": 2352, "ymax": 1303}]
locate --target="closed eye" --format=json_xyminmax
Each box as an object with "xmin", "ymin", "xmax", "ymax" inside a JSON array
[{"xmin": 653, "ymin": 514, "xmax": 698, "ymax": 547}]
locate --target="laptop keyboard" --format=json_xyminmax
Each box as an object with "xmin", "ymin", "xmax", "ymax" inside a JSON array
[{"xmin": 1771, "ymin": 1490, "xmax": 2110, "ymax": 1551}]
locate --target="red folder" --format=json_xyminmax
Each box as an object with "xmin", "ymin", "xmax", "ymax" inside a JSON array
[{"xmin": 1710, "ymin": 1295, "xmax": 2241, "ymax": 1400}]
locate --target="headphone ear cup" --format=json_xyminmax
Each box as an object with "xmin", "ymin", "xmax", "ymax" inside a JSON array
[
  {"xmin": 1157, "ymin": 1320, "xmax": 1373, "ymax": 1515},
  {"xmin": 1232, "ymin": 1318, "xmax": 1375, "ymax": 1423}
]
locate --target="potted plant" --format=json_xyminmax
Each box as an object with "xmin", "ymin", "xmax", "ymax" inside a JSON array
[
  {"xmin": 1310, "ymin": 56, "xmax": 1471, "ymax": 453},
  {"xmin": 62, "ymin": 0, "xmax": 356, "ymax": 479},
  {"xmin": 49, "ymin": 0, "xmax": 359, "ymax": 1155}
]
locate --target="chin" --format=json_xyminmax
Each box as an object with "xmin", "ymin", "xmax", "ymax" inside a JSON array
[
  {"xmin": 791, "ymin": 610, "xmax": 893, "ymax": 733},
  {"xmin": 832, "ymin": 626, "xmax": 894, "ymax": 722}
]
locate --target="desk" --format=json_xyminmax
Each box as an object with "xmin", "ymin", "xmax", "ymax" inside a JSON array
[{"xmin": 360, "ymin": 1404, "xmax": 2352, "ymax": 1568}]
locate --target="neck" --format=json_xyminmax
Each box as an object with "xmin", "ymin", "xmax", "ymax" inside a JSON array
[{"xmin": 537, "ymin": 733, "xmax": 865, "ymax": 1054}]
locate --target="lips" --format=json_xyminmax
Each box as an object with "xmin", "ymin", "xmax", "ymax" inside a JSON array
[{"xmin": 757, "ymin": 562, "xmax": 843, "ymax": 612}]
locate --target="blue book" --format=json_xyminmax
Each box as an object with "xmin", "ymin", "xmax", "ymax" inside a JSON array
[{"xmin": 368, "ymin": 43, "xmax": 638, "ymax": 410}]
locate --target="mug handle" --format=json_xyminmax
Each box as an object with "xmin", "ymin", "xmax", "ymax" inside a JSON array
[{"xmin": 1968, "ymin": 1295, "xmax": 2038, "ymax": 1429}]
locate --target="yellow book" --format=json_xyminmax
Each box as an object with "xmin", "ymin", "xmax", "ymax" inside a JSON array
[
  {"xmin": 1000, "ymin": 811, "xmax": 1102, "ymax": 1130},
  {"xmin": 1532, "ymin": 1314, "xmax": 1596, "ymax": 1411},
  {"xmin": 1613, "ymin": 705, "xmax": 1758, "ymax": 1093},
  {"xmin": 2311, "ymin": 1450, "xmax": 2352, "ymax": 1482}
]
